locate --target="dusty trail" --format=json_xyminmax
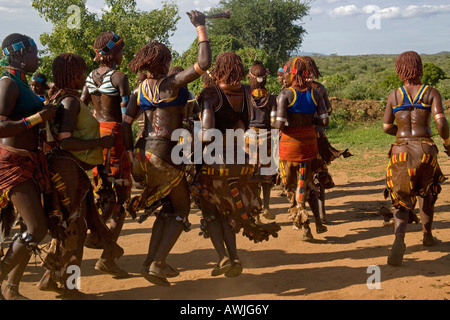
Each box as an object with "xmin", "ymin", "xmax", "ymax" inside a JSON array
[{"xmin": 12, "ymin": 154, "xmax": 450, "ymax": 301}]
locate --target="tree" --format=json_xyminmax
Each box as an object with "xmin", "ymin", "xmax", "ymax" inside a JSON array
[
  {"xmin": 32, "ymin": 0, "xmax": 179, "ymax": 85},
  {"xmin": 422, "ymin": 62, "xmax": 447, "ymax": 87},
  {"xmin": 205, "ymin": 0, "xmax": 310, "ymax": 71}
]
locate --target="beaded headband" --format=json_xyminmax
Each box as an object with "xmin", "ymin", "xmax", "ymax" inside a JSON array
[
  {"xmin": 32, "ymin": 75, "xmax": 46, "ymax": 84},
  {"xmin": 2, "ymin": 38, "xmax": 36, "ymax": 56},
  {"xmin": 94, "ymin": 32, "xmax": 123, "ymax": 56}
]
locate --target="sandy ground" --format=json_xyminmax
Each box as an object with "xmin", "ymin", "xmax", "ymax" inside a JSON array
[{"xmin": 11, "ymin": 152, "xmax": 450, "ymax": 301}]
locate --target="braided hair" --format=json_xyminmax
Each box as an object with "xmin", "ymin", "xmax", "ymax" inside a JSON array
[
  {"xmin": 201, "ymin": 68, "xmax": 216, "ymax": 88},
  {"xmin": 301, "ymin": 56, "xmax": 321, "ymax": 79},
  {"xmin": 128, "ymin": 41, "xmax": 171, "ymax": 77},
  {"xmin": 93, "ymin": 32, "xmax": 124, "ymax": 64},
  {"xmin": 214, "ymin": 52, "xmax": 245, "ymax": 86},
  {"xmin": 249, "ymin": 60, "xmax": 267, "ymax": 90},
  {"xmin": 52, "ymin": 53, "xmax": 87, "ymax": 90},
  {"xmin": 395, "ymin": 51, "xmax": 423, "ymax": 82},
  {"xmin": 284, "ymin": 57, "xmax": 308, "ymax": 88}
]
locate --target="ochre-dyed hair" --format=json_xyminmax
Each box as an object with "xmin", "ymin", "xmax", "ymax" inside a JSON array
[
  {"xmin": 395, "ymin": 51, "xmax": 423, "ymax": 82},
  {"xmin": 201, "ymin": 68, "xmax": 216, "ymax": 88},
  {"xmin": 302, "ymin": 56, "xmax": 321, "ymax": 79},
  {"xmin": 128, "ymin": 41, "xmax": 172, "ymax": 76},
  {"xmin": 249, "ymin": 60, "xmax": 267, "ymax": 90},
  {"xmin": 284, "ymin": 57, "xmax": 308, "ymax": 87},
  {"xmin": 93, "ymin": 32, "xmax": 124, "ymax": 64},
  {"xmin": 52, "ymin": 53, "xmax": 87, "ymax": 89},
  {"xmin": 214, "ymin": 52, "xmax": 245, "ymax": 85},
  {"xmin": 168, "ymin": 66, "xmax": 184, "ymax": 76}
]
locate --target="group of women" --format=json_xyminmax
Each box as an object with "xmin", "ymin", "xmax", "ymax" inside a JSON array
[{"xmin": 0, "ymin": 9, "xmax": 448, "ymax": 300}]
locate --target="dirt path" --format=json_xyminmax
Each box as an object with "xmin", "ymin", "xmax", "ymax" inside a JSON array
[{"xmin": 14, "ymin": 154, "xmax": 450, "ymax": 301}]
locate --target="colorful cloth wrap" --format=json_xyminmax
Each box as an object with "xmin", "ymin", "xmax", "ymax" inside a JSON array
[
  {"xmin": 42, "ymin": 149, "xmax": 124, "ymax": 276},
  {"xmin": 279, "ymin": 159, "xmax": 311, "ymax": 228},
  {"xmin": 192, "ymin": 163, "xmax": 280, "ymax": 243},
  {"xmin": 0, "ymin": 144, "xmax": 51, "ymax": 245},
  {"xmin": 385, "ymin": 138, "xmax": 446, "ymax": 211},
  {"xmin": 0, "ymin": 144, "xmax": 51, "ymax": 202},
  {"xmin": 279, "ymin": 126, "xmax": 318, "ymax": 163},
  {"xmin": 126, "ymin": 148, "xmax": 185, "ymax": 216},
  {"xmin": 91, "ymin": 122, "xmax": 132, "ymax": 193},
  {"xmin": 245, "ymin": 127, "xmax": 274, "ymax": 183}
]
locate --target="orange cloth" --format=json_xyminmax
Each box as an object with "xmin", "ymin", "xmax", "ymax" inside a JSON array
[
  {"xmin": 279, "ymin": 126, "xmax": 318, "ymax": 162},
  {"xmin": 0, "ymin": 144, "xmax": 51, "ymax": 194},
  {"xmin": 91, "ymin": 122, "xmax": 131, "ymax": 191}
]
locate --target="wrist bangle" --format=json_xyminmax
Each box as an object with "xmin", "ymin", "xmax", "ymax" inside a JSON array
[
  {"xmin": 23, "ymin": 113, "xmax": 43, "ymax": 129},
  {"xmin": 194, "ymin": 62, "xmax": 206, "ymax": 75},
  {"xmin": 196, "ymin": 25, "xmax": 208, "ymax": 43}
]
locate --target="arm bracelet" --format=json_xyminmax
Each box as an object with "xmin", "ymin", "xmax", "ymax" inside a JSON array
[
  {"xmin": 23, "ymin": 113, "xmax": 43, "ymax": 129},
  {"xmin": 196, "ymin": 25, "xmax": 209, "ymax": 43}
]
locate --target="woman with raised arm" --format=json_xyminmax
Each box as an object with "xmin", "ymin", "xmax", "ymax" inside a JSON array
[
  {"xmin": 122, "ymin": 10, "xmax": 211, "ymax": 286},
  {"xmin": 0, "ymin": 33, "xmax": 56, "ymax": 300}
]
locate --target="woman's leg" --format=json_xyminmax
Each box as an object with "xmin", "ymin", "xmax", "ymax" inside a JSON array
[{"xmin": 0, "ymin": 180, "xmax": 47, "ymax": 288}]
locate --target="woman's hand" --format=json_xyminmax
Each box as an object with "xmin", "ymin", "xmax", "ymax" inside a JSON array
[{"xmin": 186, "ymin": 10, "xmax": 206, "ymax": 27}]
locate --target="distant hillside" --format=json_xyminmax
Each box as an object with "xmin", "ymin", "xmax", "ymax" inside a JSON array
[
  {"xmin": 305, "ymin": 52, "xmax": 450, "ymax": 101},
  {"xmin": 294, "ymin": 51, "xmax": 327, "ymax": 56}
]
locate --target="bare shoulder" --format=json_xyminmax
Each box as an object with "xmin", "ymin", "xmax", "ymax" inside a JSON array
[
  {"xmin": 111, "ymin": 70, "xmax": 129, "ymax": 84},
  {"xmin": 0, "ymin": 75, "xmax": 18, "ymax": 92}
]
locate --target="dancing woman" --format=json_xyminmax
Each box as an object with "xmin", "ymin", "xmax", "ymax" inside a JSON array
[
  {"xmin": 0, "ymin": 33, "xmax": 56, "ymax": 299},
  {"xmin": 122, "ymin": 10, "xmax": 211, "ymax": 286},
  {"xmin": 81, "ymin": 32, "xmax": 132, "ymax": 275}
]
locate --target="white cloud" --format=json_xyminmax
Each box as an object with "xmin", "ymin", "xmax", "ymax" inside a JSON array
[
  {"xmin": 328, "ymin": 4, "xmax": 450, "ymax": 19},
  {"xmin": 328, "ymin": 5, "xmax": 359, "ymax": 17}
]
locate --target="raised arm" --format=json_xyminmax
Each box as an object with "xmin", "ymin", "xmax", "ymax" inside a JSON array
[{"xmin": 170, "ymin": 11, "xmax": 212, "ymax": 88}]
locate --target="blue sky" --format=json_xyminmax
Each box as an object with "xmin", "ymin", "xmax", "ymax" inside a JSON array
[{"xmin": 1, "ymin": 0, "xmax": 449, "ymax": 56}]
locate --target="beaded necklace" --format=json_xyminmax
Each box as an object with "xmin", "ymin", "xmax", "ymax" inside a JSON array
[{"xmin": 4, "ymin": 68, "xmax": 29, "ymax": 88}]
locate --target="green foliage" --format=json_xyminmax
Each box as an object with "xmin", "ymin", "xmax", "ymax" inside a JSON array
[
  {"xmin": 435, "ymin": 79, "xmax": 450, "ymax": 100},
  {"xmin": 205, "ymin": 0, "xmax": 310, "ymax": 71},
  {"xmin": 320, "ymin": 74, "xmax": 346, "ymax": 97},
  {"xmin": 32, "ymin": 0, "xmax": 179, "ymax": 86},
  {"xmin": 312, "ymin": 53, "xmax": 450, "ymax": 101},
  {"xmin": 380, "ymin": 73, "xmax": 403, "ymax": 92},
  {"xmin": 422, "ymin": 62, "xmax": 447, "ymax": 86}
]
